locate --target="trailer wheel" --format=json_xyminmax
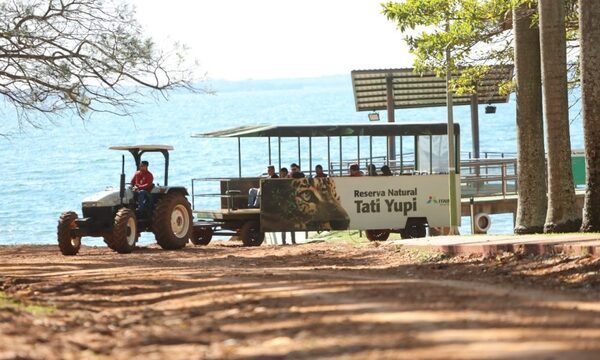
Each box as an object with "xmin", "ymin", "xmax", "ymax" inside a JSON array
[
  {"xmin": 239, "ymin": 221, "xmax": 264, "ymax": 247},
  {"xmin": 191, "ymin": 226, "xmax": 213, "ymax": 245},
  {"xmin": 57, "ymin": 211, "xmax": 81, "ymax": 256},
  {"xmin": 365, "ymin": 230, "xmax": 390, "ymax": 241},
  {"xmin": 105, "ymin": 208, "xmax": 138, "ymax": 254},
  {"xmin": 401, "ymin": 220, "xmax": 427, "ymax": 239},
  {"xmin": 153, "ymin": 193, "xmax": 192, "ymax": 250}
]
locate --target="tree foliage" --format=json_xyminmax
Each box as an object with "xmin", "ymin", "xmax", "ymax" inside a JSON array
[
  {"xmin": 0, "ymin": 0, "xmax": 206, "ymax": 127},
  {"xmin": 382, "ymin": 0, "xmax": 514, "ymax": 93},
  {"xmin": 382, "ymin": 0, "xmax": 579, "ymax": 94}
]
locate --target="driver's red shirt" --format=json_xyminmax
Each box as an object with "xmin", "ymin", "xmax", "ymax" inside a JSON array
[{"xmin": 131, "ymin": 170, "xmax": 154, "ymax": 191}]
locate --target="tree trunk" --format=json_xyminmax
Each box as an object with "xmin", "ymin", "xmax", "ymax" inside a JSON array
[
  {"xmin": 513, "ymin": 4, "xmax": 547, "ymax": 234},
  {"xmin": 580, "ymin": 0, "xmax": 600, "ymax": 231},
  {"xmin": 538, "ymin": 0, "xmax": 581, "ymax": 232}
]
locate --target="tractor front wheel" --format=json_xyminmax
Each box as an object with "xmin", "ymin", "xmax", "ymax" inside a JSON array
[
  {"xmin": 105, "ymin": 208, "xmax": 138, "ymax": 254},
  {"xmin": 153, "ymin": 193, "xmax": 192, "ymax": 250},
  {"xmin": 57, "ymin": 211, "xmax": 81, "ymax": 256}
]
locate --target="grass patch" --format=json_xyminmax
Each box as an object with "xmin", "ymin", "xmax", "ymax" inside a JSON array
[
  {"xmin": 0, "ymin": 291, "xmax": 56, "ymax": 316},
  {"xmin": 308, "ymin": 230, "xmax": 371, "ymax": 247},
  {"xmin": 402, "ymin": 247, "xmax": 450, "ymax": 263}
]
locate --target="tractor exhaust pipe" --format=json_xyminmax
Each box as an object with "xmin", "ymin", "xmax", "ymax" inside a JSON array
[{"xmin": 119, "ymin": 155, "xmax": 126, "ymax": 205}]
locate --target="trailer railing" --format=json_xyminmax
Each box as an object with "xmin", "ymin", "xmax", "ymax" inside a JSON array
[
  {"xmin": 191, "ymin": 177, "xmax": 260, "ymax": 212},
  {"xmin": 191, "ymin": 157, "xmax": 519, "ymax": 214}
]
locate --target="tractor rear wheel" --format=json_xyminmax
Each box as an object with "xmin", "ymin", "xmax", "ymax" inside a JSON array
[
  {"xmin": 57, "ymin": 211, "xmax": 81, "ymax": 256},
  {"xmin": 190, "ymin": 226, "xmax": 213, "ymax": 245},
  {"xmin": 365, "ymin": 230, "xmax": 390, "ymax": 241},
  {"xmin": 105, "ymin": 208, "xmax": 138, "ymax": 254},
  {"xmin": 239, "ymin": 221, "xmax": 264, "ymax": 247},
  {"xmin": 153, "ymin": 193, "xmax": 192, "ymax": 250}
]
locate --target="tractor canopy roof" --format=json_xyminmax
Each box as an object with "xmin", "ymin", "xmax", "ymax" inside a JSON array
[{"xmin": 109, "ymin": 145, "xmax": 174, "ymax": 152}]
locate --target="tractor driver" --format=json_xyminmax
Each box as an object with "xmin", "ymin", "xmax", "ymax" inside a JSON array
[{"xmin": 131, "ymin": 160, "xmax": 154, "ymax": 212}]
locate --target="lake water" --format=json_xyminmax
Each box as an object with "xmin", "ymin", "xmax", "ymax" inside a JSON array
[{"xmin": 0, "ymin": 75, "xmax": 585, "ymax": 246}]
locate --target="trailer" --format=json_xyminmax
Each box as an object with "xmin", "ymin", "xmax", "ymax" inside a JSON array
[{"xmin": 190, "ymin": 123, "xmax": 461, "ymax": 246}]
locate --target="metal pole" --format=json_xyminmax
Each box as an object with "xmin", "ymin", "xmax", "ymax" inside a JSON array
[
  {"xmin": 470, "ymin": 198, "xmax": 475, "ymax": 234},
  {"xmin": 297, "ymin": 137, "xmax": 301, "ymax": 170},
  {"xmin": 400, "ymin": 136, "xmax": 403, "ymax": 171},
  {"xmin": 386, "ymin": 135, "xmax": 390, "ymax": 166},
  {"xmin": 268, "ymin": 136, "xmax": 272, "ymax": 165},
  {"xmin": 238, "ymin": 137, "xmax": 242, "ymax": 178},
  {"xmin": 470, "ymin": 93, "xmax": 480, "ymax": 159},
  {"xmin": 386, "ymin": 74, "xmax": 396, "ymax": 162},
  {"xmin": 339, "ymin": 136, "xmax": 343, "ymax": 176},
  {"xmin": 278, "ymin": 137, "xmax": 281, "ymax": 171},
  {"xmin": 357, "ymin": 136, "xmax": 360, "ymax": 167},
  {"xmin": 309, "ymin": 137, "xmax": 312, "ymax": 177},
  {"xmin": 327, "ymin": 137, "xmax": 331, "ymax": 174},
  {"xmin": 429, "ymin": 135, "xmax": 433, "ymax": 174},
  {"xmin": 414, "ymin": 136, "xmax": 419, "ymax": 172},
  {"xmin": 446, "ymin": 44, "xmax": 459, "ymax": 235},
  {"xmin": 369, "ymin": 136, "xmax": 373, "ymax": 170},
  {"xmin": 191, "ymin": 179, "xmax": 195, "ymax": 209}
]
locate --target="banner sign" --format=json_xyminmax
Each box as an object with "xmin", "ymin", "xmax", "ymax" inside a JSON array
[{"xmin": 260, "ymin": 175, "xmax": 461, "ymax": 232}]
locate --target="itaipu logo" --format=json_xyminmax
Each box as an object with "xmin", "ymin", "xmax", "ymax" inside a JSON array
[{"xmin": 427, "ymin": 195, "xmax": 450, "ymax": 205}]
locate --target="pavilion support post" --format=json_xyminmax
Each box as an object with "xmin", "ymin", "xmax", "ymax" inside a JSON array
[
  {"xmin": 471, "ymin": 93, "xmax": 481, "ymax": 190},
  {"xmin": 446, "ymin": 45, "xmax": 459, "ymax": 235},
  {"xmin": 470, "ymin": 92, "xmax": 480, "ymax": 159},
  {"xmin": 386, "ymin": 74, "xmax": 396, "ymax": 162}
]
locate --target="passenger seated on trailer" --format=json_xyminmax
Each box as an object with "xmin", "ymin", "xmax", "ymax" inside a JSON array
[
  {"xmin": 131, "ymin": 160, "xmax": 154, "ymax": 212},
  {"xmin": 381, "ymin": 165, "xmax": 393, "ymax": 176},
  {"xmin": 367, "ymin": 164, "xmax": 378, "ymax": 176},
  {"xmin": 290, "ymin": 163, "xmax": 306, "ymax": 178},
  {"xmin": 279, "ymin": 167, "xmax": 289, "ymax": 178},
  {"xmin": 349, "ymin": 163, "xmax": 363, "ymax": 177},
  {"xmin": 314, "ymin": 164, "xmax": 328, "ymax": 178},
  {"xmin": 248, "ymin": 165, "xmax": 278, "ymax": 208},
  {"xmin": 266, "ymin": 165, "xmax": 279, "ymax": 179}
]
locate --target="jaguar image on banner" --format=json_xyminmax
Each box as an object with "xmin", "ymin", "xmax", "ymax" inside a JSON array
[
  {"xmin": 260, "ymin": 177, "xmax": 351, "ymax": 232},
  {"xmin": 260, "ymin": 175, "xmax": 461, "ymax": 232}
]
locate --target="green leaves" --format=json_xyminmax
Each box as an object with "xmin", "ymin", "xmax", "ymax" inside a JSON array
[
  {"xmin": 0, "ymin": 0, "xmax": 206, "ymax": 126},
  {"xmin": 382, "ymin": 0, "xmax": 514, "ymax": 93}
]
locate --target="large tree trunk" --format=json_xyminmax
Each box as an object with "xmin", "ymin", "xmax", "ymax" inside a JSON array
[
  {"xmin": 538, "ymin": 0, "xmax": 581, "ymax": 232},
  {"xmin": 580, "ymin": 0, "xmax": 600, "ymax": 231},
  {"xmin": 513, "ymin": 4, "xmax": 547, "ymax": 234}
]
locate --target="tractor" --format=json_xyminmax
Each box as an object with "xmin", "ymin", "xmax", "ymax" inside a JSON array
[{"xmin": 57, "ymin": 145, "xmax": 193, "ymax": 255}]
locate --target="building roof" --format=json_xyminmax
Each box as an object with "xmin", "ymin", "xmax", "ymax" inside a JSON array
[{"xmin": 351, "ymin": 65, "xmax": 513, "ymax": 112}]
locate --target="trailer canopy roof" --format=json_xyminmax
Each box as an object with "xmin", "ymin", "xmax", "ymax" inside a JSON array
[{"xmin": 192, "ymin": 122, "xmax": 459, "ymax": 138}]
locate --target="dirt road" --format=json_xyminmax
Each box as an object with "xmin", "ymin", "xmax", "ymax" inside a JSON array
[{"xmin": 1, "ymin": 240, "xmax": 600, "ymax": 359}]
